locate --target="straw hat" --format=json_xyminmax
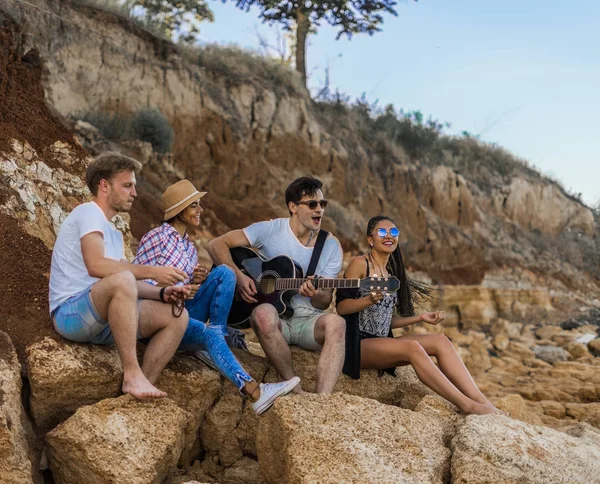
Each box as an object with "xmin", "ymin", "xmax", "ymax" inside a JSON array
[{"xmin": 161, "ymin": 180, "xmax": 206, "ymax": 221}]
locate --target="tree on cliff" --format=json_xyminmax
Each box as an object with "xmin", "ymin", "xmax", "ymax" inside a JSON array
[
  {"xmin": 222, "ymin": 0, "xmax": 412, "ymax": 86},
  {"xmin": 133, "ymin": 0, "xmax": 214, "ymax": 42}
]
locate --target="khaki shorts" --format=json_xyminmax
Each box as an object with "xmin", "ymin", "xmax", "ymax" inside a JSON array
[{"xmin": 281, "ymin": 304, "xmax": 325, "ymax": 351}]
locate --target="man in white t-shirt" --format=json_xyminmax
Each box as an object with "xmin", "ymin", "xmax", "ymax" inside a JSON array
[
  {"xmin": 49, "ymin": 152, "xmax": 191, "ymax": 399},
  {"xmin": 207, "ymin": 176, "xmax": 345, "ymax": 393}
]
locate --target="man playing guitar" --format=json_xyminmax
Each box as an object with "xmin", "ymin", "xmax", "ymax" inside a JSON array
[{"xmin": 207, "ymin": 176, "xmax": 345, "ymax": 394}]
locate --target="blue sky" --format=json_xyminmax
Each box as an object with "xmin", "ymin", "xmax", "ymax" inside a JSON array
[{"xmin": 199, "ymin": 0, "xmax": 600, "ymax": 206}]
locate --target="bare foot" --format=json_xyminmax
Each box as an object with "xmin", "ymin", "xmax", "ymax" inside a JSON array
[
  {"xmin": 122, "ymin": 373, "xmax": 167, "ymax": 399},
  {"xmin": 464, "ymin": 402, "xmax": 501, "ymax": 415},
  {"xmin": 485, "ymin": 403, "xmax": 509, "ymax": 416}
]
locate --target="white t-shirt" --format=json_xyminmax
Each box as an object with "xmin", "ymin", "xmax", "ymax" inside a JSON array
[
  {"xmin": 49, "ymin": 202, "xmax": 124, "ymax": 313},
  {"xmin": 243, "ymin": 218, "xmax": 343, "ymax": 310}
]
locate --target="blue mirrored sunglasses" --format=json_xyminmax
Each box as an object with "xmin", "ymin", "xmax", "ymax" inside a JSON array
[{"xmin": 374, "ymin": 227, "xmax": 399, "ymax": 238}]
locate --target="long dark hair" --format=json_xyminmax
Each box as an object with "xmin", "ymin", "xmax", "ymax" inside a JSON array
[{"xmin": 367, "ymin": 216, "xmax": 430, "ymax": 317}]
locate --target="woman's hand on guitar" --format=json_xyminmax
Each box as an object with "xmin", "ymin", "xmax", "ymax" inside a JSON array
[
  {"xmin": 236, "ymin": 272, "xmax": 258, "ymax": 303},
  {"xmin": 369, "ymin": 291, "xmax": 384, "ymax": 304}
]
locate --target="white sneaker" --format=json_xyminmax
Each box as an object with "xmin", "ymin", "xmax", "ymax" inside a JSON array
[
  {"xmin": 194, "ymin": 349, "xmax": 218, "ymax": 371},
  {"xmin": 251, "ymin": 377, "xmax": 301, "ymax": 415}
]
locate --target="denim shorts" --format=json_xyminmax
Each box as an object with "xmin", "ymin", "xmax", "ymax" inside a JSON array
[{"xmin": 52, "ymin": 285, "xmax": 116, "ymax": 344}]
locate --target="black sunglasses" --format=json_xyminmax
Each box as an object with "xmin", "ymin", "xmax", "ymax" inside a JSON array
[{"xmin": 296, "ymin": 199, "xmax": 328, "ymax": 210}]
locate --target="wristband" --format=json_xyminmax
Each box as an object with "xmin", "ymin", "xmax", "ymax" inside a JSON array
[{"xmin": 159, "ymin": 287, "xmax": 166, "ymax": 303}]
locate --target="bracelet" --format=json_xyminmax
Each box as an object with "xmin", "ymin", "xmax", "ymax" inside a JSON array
[{"xmin": 159, "ymin": 287, "xmax": 166, "ymax": 303}]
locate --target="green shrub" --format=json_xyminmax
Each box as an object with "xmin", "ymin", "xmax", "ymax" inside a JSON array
[
  {"xmin": 131, "ymin": 108, "xmax": 174, "ymax": 153},
  {"xmin": 77, "ymin": 111, "xmax": 131, "ymax": 140}
]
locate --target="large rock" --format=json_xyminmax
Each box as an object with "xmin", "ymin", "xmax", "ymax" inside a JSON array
[
  {"xmin": 565, "ymin": 403, "xmax": 600, "ymax": 429},
  {"xmin": 565, "ymin": 341, "xmax": 590, "ymax": 359},
  {"xmin": 495, "ymin": 394, "xmax": 543, "ymax": 426},
  {"xmin": 533, "ymin": 345, "xmax": 569, "ymax": 364},
  {"xmin": 200, "ymin": 349, "xmax": 270, "ymax": 468},
  {"xmin": 442, "ymin": 286, "xmax": 553, "ymax": 328},
  {"xmin": 588, "ymin": 338, "xmax": 600, "ymax": 357},
  {"xmin": 457, "ymin": 338, "xmax": 492, "ymax": 376},
  {"xmin": 414, "ymin": 395, "xmax": 464, "ymax": 444},
  {"xmin": 264, "ymin": 346, "xmax": 434, "ymax": 410},
  {"xmin": 26, "ymin": 337, "xmax": 122, "ymax": 432},
  {"xmin": 0, "ymin": 332, "xmax": 40, "ymax": 484},
  {"xmin": 46, "ymin": 395, "xmax": 188, "ymax": 484},
  {"xmin": 451, "ymin": 414, "xmax": 600, "ymax": 483},
  {"xmin": 257, "ymin": 393, "xmax": 450, "ymax": 483},
  {"xmin": 156, "ymin": 353, "xmax": 222, "ymax": 465}
]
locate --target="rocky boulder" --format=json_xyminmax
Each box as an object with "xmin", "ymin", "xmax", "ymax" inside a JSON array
[
  {"xmin": 257, "ymin": 393, "xmax": 450, "ymax": 484},
  {"xmin": 495, "ymin": 394, "xmax": 543, "ymax": 426},
  {"xmin": 533, "ymin": 345, "xmax": 569, "ymax": 364},
  {"xmin": 264, "ymin": 345, "xmax": 434, "ymax": 410},
  {"xmin": 46, "ymin": 395, "xmax": 188, "ymax": 484},
  {"xmin": 156, "ymin": 354, "xmax": 222, "ymax": 466},
  {"xmin": 26, "ymin": 337, "xmax": 122, "ymax": 432},
  {"xmin": 588, "ymin": 338, "xmax": 600, "ymax": 357},
  {"xmin": 200, "ymin": 349, "xmax": 270, "ymax": 469},
  {"xmin": 451, "ymin": 414, "xmax": 600, "ymax": 483},
  {"xmin": 0, "ymin": 332, "xmax": 39, "ymax": 484}
]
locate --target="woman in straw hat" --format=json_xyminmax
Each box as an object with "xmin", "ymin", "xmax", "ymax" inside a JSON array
[{"xmin": 134, "ymin": 180, "xmax": 299, "ymax": 414}]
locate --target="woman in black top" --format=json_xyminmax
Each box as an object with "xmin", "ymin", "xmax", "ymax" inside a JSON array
[{"xmin": 337, "ymin": 216, "xmax": 502, "ymax": 415}]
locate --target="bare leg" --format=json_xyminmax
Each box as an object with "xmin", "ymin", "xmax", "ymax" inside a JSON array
[
  {"xmin": 360, "ymin": 338, "xmax": 497, "ymax": 415},
  {"xmin": 90, "ymin": 272, "xmax": 167, "ymax": 399},
  {"xmin": 138, "ymin": 300, "xmax": 188, "ymax": 383},
  {"xmin": 313, "ymin": 314, "xmax": 345, "ymax": 394},
  {"xmin": 397, "ymin": 334, "xmax": 497, "ymax": 408},
  {"xmin": 243, "ymin": 380, "xmax": 261, "ymax": 401},
  {"xmin": 250, "ymin": 304, "xmax": 302, "ymax": 393}
]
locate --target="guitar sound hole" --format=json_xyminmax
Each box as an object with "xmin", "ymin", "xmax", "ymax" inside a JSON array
[{"xmin": 258, "ymin": 275, "xmax": 277, "ymax": 295}]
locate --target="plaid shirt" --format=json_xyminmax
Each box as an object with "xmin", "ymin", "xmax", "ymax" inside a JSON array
[{"xmin": 133, "ymin": 223, "xmax": 198, "ymax": 285}]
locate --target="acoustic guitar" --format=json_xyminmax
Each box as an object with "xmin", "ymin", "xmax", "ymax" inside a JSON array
[{"xmin": 227, "ymin": 247, "xmax": 400, "ymax": 328}]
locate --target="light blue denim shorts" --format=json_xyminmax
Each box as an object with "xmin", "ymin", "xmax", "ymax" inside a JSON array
[{"xmin": 52, "ymin": 284, "xmax": 115, "ymax": 344}]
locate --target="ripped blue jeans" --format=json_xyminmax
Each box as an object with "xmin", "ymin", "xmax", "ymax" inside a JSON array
[{"xmin": 179, "ymin": 265, "xmax": 253, "ymax": 390}]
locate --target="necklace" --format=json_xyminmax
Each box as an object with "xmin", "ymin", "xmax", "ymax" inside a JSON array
[{"xmin": 369, "ymin": 253, "xmax": 387, "ymax": 277}]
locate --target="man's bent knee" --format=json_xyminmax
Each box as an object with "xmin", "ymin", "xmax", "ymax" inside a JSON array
[
  {"xmin": 108, "ymin": 271, "xmax": 138, "ymax": 298},
  {"xmin": 174, "ymin": 308, "xmax": 189, "ymax": 333},
  {"xmin": 250, "ymin": 304, "xmax": 280, "ymax": 333},
  {"xmin": 322, "ymin": 314, "xmax": 345, "ymax": 342}
]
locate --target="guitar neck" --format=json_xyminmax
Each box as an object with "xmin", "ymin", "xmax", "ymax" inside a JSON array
[{"xmin": 275, "ymin": 278, "xmax": 360, "ymax": 291}]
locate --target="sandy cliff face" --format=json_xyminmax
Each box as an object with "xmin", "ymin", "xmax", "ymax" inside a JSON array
[
  {"xmin": 7, "ymin": 0, "xmax": 595, "ymax": 292},
  {"xmin": 2, "ymin": 4, "xmax": 600, "ymax": 483},
  {"xmin": 1, "ymin": 0, "xmax": 598, "ymax": 360}
]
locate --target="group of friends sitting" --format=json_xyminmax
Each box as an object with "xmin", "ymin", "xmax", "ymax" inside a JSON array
[{"xmin": 48, "ymin": 151, "xmax": 503, "ymax": 416}]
